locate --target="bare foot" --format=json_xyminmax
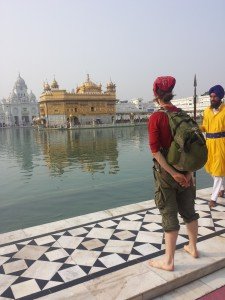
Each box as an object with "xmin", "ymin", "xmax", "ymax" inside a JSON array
[
  {"xmin": 148, "ymin": 259, "xmax": 174, "ymax": 271},
  {"xmin": 184, "ymin": 244, "xmax": 199, "ymax": 258},
  {"xmin": 218, "ymin": 190, "xmax": 224, "ymax": 198},
  {"xmin": 209, "ymin": 200, "xmax": 216, "ymax": 208}
]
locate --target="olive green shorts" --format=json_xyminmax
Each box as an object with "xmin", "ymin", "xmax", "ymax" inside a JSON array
[{"xmin": 153, "ymin": 165, "xmax": 199, "ymax": 232}]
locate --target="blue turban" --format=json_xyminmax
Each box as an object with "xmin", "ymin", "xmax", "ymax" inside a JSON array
[{"xmin": 209, "ymin": 85, "xmax": 225, "ymax": 100}]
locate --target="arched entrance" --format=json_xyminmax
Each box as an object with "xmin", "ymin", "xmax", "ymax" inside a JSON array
[
  {"xmin": 74, "ymin": 116, "xmax": 80, "ymax": 125},
  {"xmin": 67, "ymin": 116, "xmax": 80, "ymax": 128}
]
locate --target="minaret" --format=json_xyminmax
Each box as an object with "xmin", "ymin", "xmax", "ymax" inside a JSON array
[{"xmin": 106, "ymin": 79, "xmax": 116, "ymax": 94}]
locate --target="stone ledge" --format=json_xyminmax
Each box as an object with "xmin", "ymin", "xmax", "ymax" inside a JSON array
[
  {"xmin": 0, "ymin": 200, "xmax": 152, "ymax": 246},
  {"xmin": 1, "ymin": 188, "xmax": 225, "ymax": 299},
  {"xmin": 37, "ymin": 236, "xmax": 225, "ymax": 300},
  {"xmin": 3, "ymin": 186, "xmax": 222, "ymax": 247},
  {"xmin": 0, "ymin": 187, "xmax": 214, "ymax": 246}
]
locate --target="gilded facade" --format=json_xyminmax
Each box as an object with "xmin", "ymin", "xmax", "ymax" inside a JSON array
[{"xmin": 39, "ymin": 75, "xmax": 116, "ymax": 127}]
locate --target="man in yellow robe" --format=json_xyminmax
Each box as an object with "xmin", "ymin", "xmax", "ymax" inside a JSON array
[{"xmin": 201, "ymin": 85, "xmax": 225, "ymax": 208}]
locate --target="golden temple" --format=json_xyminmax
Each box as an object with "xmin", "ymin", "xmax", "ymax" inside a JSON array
[{"xmin": 39, "ymin": 74, "xmax": 116, "ymax": 127}]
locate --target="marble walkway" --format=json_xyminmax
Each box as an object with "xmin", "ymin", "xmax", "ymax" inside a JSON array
[{"xmin": 0, "ymin": 188, "xmax": 225, "ymax": 300}]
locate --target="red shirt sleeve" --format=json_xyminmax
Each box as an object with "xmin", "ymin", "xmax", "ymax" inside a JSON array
[{"xmin": 148, "ymin": 107, "xmax": 179, "ymax": 153}]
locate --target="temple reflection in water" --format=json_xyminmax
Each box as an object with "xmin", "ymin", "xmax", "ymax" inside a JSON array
[
  {"xmin": 34, "ymin": 128, "xmax": 120, "ymax": 175},
  {"xmin": 0, "ymin": 125, "xmax": 212, "ymax": 235},
  {"xmin": 0, "ymin": 126, "xmax": 148, "ymax": 178},
  {"xmin": 0, "ymin": 128, "xmax": 41, "ymax": 176}
]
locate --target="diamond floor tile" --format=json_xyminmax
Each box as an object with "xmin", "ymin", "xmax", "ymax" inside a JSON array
[{"xmin": 0, "ymin": 197, "xmax": 225, "ymax": 299}]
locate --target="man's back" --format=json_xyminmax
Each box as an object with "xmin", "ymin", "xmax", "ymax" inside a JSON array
[{"xmin": 148, "ymin": 105, "xmax": 179, "ymax": 153}]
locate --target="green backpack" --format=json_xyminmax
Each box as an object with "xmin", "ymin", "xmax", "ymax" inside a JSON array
[{"xmin": 161, "ymin": 108, "xmax": 208, "ymax": 172}]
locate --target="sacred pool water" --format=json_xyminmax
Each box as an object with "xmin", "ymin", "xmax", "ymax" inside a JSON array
[{"xmin": 0, "ymin": 126, "xmax": 211, "ymax": 233}]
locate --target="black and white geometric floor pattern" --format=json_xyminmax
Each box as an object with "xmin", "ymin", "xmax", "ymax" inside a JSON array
[{"xmin": 1, "ymin": 198, "xmax": 225, "ymax": 300}]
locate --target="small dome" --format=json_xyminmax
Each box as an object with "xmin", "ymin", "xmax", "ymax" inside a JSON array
[
  {"xmin": 43, "ymin": 81, "xmax": 51, "ymax": 91},
  {"xmin": 106, "ymin": 79, "xmax": 116, "ymax": 93},
  {"xmin": 51, "ymin": 78, "xmax": 59, "ymax": 89},
  {"xmin": 107, "ymin": 79, "xmax": 115, "ymax": 87}
]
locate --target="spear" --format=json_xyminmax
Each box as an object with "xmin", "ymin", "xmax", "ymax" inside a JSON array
[
  {"xmin": 193, "ymin": 74, "xmax": 197, "ymax": 197},
  {"xmin": 194, "ymin": 74, "xmax": 197, "ymax": 121}
]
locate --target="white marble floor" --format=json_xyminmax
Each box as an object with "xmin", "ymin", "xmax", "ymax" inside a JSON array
[
  {"xmin": 0, "ymin": 190, "xmax": 225, "ymax": 300},
  {"xmin": 154, "ymin": 267, "xmax": 225, "ymax": 300}
]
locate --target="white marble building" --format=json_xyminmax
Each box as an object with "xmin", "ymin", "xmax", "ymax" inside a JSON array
[
  {"xmin": 171, "ymin": 96, "xmax": 210, "ymax": 113},
  {"xmin": 116, "ymin": 98, "xmax": 154, "ymax": 113},
  {"xmin": 115, "ymin": 98, "xmax": 154, "ymax": 122},
  {"xmin": 0, "ymin": 74, "xmax": 39, "ymax": 126},
  {"xmin": 153, "ymin": 95, "xmax": 224, "ymax": 116}
]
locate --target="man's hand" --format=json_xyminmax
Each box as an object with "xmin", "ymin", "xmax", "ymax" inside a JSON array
[
  {"xmin": 172, "ymin": 173, "xmax": 189, "ymax": 187},
  {"xmin": 185, "ymin": 172, "xmax": 193, "ymax": 186},
  {"xmin": 152, "ymin": 152, "xmax": 191, "ymax": 188}
]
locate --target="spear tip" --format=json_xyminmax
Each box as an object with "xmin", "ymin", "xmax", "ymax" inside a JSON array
[{"xmin": 194, "ymin": 74, "xmax": 197, "ymax": 87}]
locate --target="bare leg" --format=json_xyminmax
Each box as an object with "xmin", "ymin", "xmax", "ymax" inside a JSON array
[
  {"xmin": 149, "ymin": 230, "xmax": 178, "ymax": 271},
  {"xmin": 184, "ymin": 220, "xmax": 199, "ymax": 258}
]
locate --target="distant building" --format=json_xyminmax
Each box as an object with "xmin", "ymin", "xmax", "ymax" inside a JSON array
[
  {"xmin": 115, "ymin": 98, "xmax": 154, "ymax": 123},
  {"xmin": 153, "ymin": 95, "xmax": 224, "ymax": 117},
  {"xmin": 0, "ymin": 74, "xmax": 39, "ymax": 126},
  {"xmin": 39, "ymin": 74, "xmax": 116, "ymax": 127},
  {"xmin": 171, "ymin": 95, "xmax": 224, "ymax": 116},
  {"xmin": 116, "ymin": 98, "xmax": 154, "ymax": 112}
]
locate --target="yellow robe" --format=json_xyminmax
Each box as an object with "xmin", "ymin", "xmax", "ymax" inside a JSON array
[{"xmin": 201, "ymin": 103, "xmax": 225, "ymax": 176}]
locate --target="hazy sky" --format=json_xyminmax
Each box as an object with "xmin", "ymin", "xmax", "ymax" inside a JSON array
[{"xmin": 1, "ymin": 0, "xmax": 225, "ymax": 101}]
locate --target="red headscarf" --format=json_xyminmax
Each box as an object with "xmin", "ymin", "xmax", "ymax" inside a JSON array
[{"xmin": 153, "ymin": 76, "xmax": 176, "ymax": 97}]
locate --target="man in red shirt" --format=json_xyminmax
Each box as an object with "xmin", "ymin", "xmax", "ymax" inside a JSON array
[{"xmin": 148, "ymin": 76, "xmax": 199, "ymax": 271}]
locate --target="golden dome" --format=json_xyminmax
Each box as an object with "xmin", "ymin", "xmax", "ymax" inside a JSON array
[
  {"xmin": 51, "ymin": 77, "xmax": 59, "ymax": 89},
  {"xmin": 76, "ymin": 74, "xmax": 102, "ymax": 94}
]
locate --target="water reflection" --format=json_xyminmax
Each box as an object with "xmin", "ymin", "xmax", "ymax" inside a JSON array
[
  {"xmin": 0, "ymin": 128, "xmax": 41, "ymax": 177},
  {"xmin": 0, "ymin": 126, "xmax": 212, "ymax": 234},
  {"xmin": 0, "ymin": 126, "xmax": 148, "ymax": 178},
  {"xmin": 34, "ymin": 128, "xmax": 120, "ymax": 175}
]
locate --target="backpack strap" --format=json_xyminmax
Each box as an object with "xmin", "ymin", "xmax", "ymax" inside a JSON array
[
  {"xmin": 157, "ymin": 107, "xmax": 178, "ymax": 136},
  {"xmin": 156, "ymin": 107, "xmax": 178, "ymax": 138},
  {"xmin": 160, "ymin": 108, "xmax": 196, "ymax": 137},
  {"xmin": 157, "ymin": 107, "xmax": 169, "ymax": 113}
]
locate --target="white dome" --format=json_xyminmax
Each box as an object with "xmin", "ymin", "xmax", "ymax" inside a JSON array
[{"xmin": 14, "ymin": 74, "xmax": 27, "ymax": 89}]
